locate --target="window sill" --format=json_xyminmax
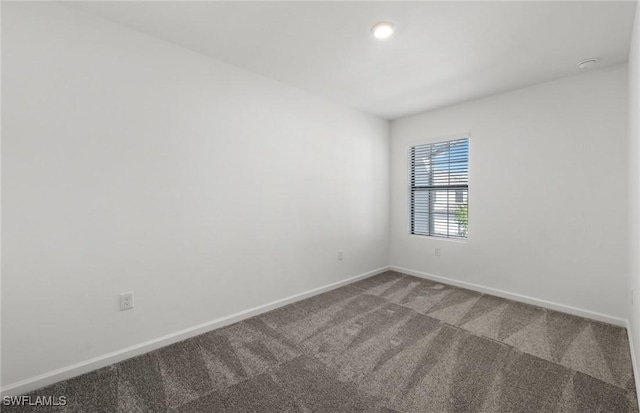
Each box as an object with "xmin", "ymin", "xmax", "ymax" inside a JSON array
[{"xmin": 408, "ymin": 234, "xmax": 468, "ymax": 243}]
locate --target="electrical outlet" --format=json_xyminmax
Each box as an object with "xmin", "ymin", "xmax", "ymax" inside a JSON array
[
  {"xmin": 435, "ymin": 247, "xmax": 441, "ymax": 256},
  {"xmin": 120, "ymin": 291, "xmax": 134, "ymax": 311},
  {"xmin": 338, "ymin": 250, "xmax": 344, "ymax": 261}
]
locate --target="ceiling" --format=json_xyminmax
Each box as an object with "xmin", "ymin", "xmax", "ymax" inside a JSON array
[{"xmin": 65, "ymin": 1, "xmax": 636, "ymax": 120}]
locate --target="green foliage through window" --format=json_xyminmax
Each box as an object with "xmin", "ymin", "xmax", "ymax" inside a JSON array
[{"xmin": 455, "ymin": 204, "xmax": 468, "ymax": 235}]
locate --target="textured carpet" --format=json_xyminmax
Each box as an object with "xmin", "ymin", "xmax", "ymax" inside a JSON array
[{"xmin": 4, "ymin": 271, "xmax": 638, "ymax": 412}]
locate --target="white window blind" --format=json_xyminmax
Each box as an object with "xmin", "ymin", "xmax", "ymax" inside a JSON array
[{"xmin": 409, "ymin": 137, "xmax": 469, "ymax": 239}]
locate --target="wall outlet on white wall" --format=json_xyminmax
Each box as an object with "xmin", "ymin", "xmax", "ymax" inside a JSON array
[
  {"xmin": 120, "ymin": 292, "xmax": 134, "ymax": 311},
  {"xmin": 435, "ymin": 247, "xmax": 441, "ymax": 256},
  {"xmin": 338, "ymin": 250, "xmax": 344, "ymax": 261}
]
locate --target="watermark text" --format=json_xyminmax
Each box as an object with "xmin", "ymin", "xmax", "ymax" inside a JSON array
[{"xmin": 2, "ymin": 395, "xmax": 67, "ymax": 406}]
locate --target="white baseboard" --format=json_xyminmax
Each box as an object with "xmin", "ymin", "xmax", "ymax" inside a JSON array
[
  {"xmin": 1, "ymin": 266, "xmax": 389, "ymax": 397},
  {"xmin": 390, "ymin": 265, "xmax": 627, "ymax": 327}
]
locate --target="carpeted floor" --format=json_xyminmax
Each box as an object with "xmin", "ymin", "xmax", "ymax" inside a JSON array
[{"xmin": 4, "ymin": 271, "xmax": 638, "ymax": 412}]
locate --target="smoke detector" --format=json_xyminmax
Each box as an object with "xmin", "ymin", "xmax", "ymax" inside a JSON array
[{"xmin": 577, "ymin": 58, "xmax": 599, "ymax": 70}]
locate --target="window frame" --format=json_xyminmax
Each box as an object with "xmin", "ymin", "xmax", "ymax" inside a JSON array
[{"xmin": 407, "ymin": 135, "xmax": 470, "ymax": 241}]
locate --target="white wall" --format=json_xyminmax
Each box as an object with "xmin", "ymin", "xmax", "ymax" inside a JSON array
[
  {"xmin": 628, "ymin": 0, "xmax": 640, "ymax": 390},
  {"xmin": 1, "ymin": 3, "xmax": 389, "ymax": 388},
  {"xmin": 390, "ymin": 65, "xmax": 629, "ymax": 320}
]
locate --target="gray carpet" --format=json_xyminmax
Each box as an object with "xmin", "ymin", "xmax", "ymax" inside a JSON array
[{"xmin": 4, "ymin": 271, "xmax": 638, "ymax": 412}]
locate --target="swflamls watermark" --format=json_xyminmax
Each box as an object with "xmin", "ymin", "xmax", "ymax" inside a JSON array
[{"xmin": 2, "ymin": 395, "xmax": 67, "ymax": 406}]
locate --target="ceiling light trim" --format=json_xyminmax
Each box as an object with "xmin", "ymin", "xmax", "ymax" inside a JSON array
[{"xmin": 371, "ymin": 21, "xmax": 395, "ymax": 40}]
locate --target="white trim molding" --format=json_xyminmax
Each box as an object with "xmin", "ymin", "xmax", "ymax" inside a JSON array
[
  {"xmin": 1, "ymin": 266, "xmax": 389, "ymax": 397},
  {"xmin": 390, "ymin": 266, "xmax": 627, "ymax": 327},
  {"xmin": 625, "ymin": 320, "xmax": 640, "ymax": 408}
]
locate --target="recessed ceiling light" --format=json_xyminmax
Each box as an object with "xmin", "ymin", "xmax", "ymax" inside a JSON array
[
  {"xmin": 371, "ymin": 22, "xmax": 395, "ymax": 40},
  {"xmin": 577, "ymin": 58, "xmax": 599, "ymax": 70}
]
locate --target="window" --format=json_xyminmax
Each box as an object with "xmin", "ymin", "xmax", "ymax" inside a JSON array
[{"xmin": 409, "ymin": 137, "xmax": 469, "ymax": 239}]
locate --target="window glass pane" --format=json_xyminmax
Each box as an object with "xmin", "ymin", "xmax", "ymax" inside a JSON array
[{"xmin": 409, "ymin": 137, "xmax": 468, "ymax": 239}]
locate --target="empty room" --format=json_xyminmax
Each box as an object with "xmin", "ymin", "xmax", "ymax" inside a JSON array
[{"xmin": 2, "ymin": 1, "xmax": 640, "ymax": 412}]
